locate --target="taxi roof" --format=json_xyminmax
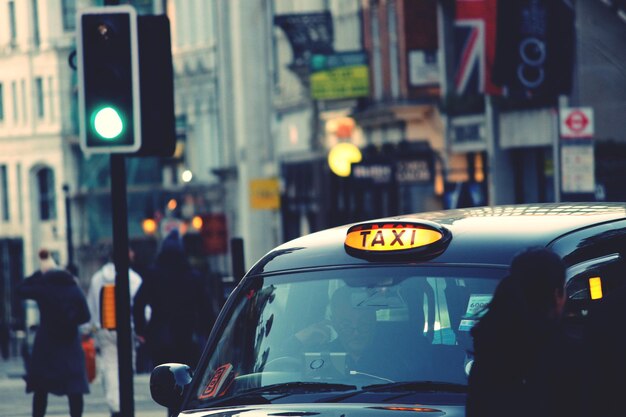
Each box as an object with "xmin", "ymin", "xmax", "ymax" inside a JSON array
[{"xmin": 247, "ymin": 203, "xmax": 626, "ymax": 276}]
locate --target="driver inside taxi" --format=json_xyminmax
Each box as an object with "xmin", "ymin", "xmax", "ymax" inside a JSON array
[{"xmin": 291, "ymin": 285, "xmax": 386, "ymax": 378}]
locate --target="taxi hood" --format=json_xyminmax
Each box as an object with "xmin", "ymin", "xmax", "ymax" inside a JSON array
[{"xmin": 178, "ymin": 403, "xmax": 463, "ymax": 417}]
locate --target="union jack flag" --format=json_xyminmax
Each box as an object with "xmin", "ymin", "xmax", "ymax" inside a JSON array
[{"xmin": 454, "ymin": 0, "xmax": 500, "ymax": 96}]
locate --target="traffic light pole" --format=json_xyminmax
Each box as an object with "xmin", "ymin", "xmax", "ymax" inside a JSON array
[{"xmin": 110, "ymin": 154, "xmax": 135, "ymax": 417}]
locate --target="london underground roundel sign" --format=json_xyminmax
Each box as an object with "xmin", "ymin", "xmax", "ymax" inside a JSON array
[{"xmin": 560, "ymin": 107, "xmax": 594, "ymax": 139}]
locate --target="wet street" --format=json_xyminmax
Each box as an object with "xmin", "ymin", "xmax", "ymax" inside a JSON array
[{"xmin": 0, "ymin": 356, "xmax": 165, "ymax": 417}]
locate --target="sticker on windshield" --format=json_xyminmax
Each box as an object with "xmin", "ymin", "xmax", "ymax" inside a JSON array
[
  {"xmin": 465, "ymin": 294, "xmax": 492, "ymax": 317},
  {"xmin": 459, "ymin": 319, "xmax": 477, "ymax": 332},
  {"xmin": 198, "ymin": 363, "xmax": 234, "ymax": 399},
  {"xmin": 459, "ymin": 294, "xmax": 492, "ymax": 332}
]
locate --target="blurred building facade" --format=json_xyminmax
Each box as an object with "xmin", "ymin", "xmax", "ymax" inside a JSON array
[{"xmin": 0, "ymin": 0, "xmax": 83, "ymax": 332}]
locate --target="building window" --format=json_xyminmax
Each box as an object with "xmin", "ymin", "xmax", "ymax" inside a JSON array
[
  {"xmin": 48, "ymin": 76, "xmax": 54, "ymax": 121},
  {"xmin": 0, "ymin": 83, "xmax": 4, "ymax": 121},
  {"xmin": 37, "ymin": 168, "xmax": 56, "ymax": 221},
  {"xmin": 9, "ymin": 1, "xmax": 17, "ymax": 45},
  {"xmin": 0, "ymin": 165, "xmax": 9, "ymax": 222},
  {"xmin": 32, "ymin": 0, "xmax": 40, "ymax": 47},
  {"xmin": 61, "ymin": 0, "xmax": 76, "ymax": 31},
  {"xmin": 17, "ymin": 163, "xmax": 22, "ymax": 223},
  {"xmin": 35, "ymin": 77, "xmax": 44, "ymax": 119},
  {"xmin": 21, "ymin": 79, "xmax": 26, "ymax": 124},
  {"xmin": 11, "ymin": 81, "xmax": 17, "ymax": 123}
]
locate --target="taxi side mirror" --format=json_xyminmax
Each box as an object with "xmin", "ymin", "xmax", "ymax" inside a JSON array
[{"xmin": 150, "ymin": 363, "xmax": 193, "ymax": 409}]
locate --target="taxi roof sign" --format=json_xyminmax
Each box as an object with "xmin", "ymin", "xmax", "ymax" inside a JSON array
[{"xmin": 344, "ymin": 221, "xmax": 451, "ymax": 259}]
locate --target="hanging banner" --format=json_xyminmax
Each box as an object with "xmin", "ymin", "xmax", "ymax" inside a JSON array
[
  {"xmin": 274, "ymin": 12, "xmax": 334, "ymax": 69},
  {"xmin": 492, "ymin": 0, "xmax": 575, "ymax": 97},
  {"xmin": 454, "ymin": 0, "xmax": 500, "ymax": 96}
]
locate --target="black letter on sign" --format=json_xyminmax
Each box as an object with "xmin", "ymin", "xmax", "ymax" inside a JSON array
[
  {"xmin": 390, "ymin": 230, "xmax": 405, "ymax": 246},
  {"xmin": 360, "ymin": 231, "xmax": 371, "ymax": 247},
  {"xmin": 371, "ymin": 230, "xmax": 385, "ymax": 246}
]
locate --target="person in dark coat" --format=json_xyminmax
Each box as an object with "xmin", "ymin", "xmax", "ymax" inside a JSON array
[
  {"xmin": 466, "ymin": 247, "xmax": 583, "ymax": 417},
  {"xmin": 581, "ymin": 282, "xmax": 626, "ymax": 416},
  {"xmin": 16, "ymin": 249, "xmax": 91, "ymax": 417},
  {"xmin": 132, "ymin": 230, "xmax": 207, "ymax": 370}
]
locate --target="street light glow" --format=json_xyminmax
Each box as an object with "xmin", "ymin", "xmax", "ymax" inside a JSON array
[{"xmin": 182, "ymin": 169, "xmax": 193, "ymax": 183}]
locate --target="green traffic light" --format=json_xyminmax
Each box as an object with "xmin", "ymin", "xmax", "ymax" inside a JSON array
[{"xmin": 92, "ymin": 107, "xmax": 124, "ymax": 140}]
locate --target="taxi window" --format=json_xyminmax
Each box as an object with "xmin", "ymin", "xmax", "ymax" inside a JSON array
[
  {"xmin": 564, "ymin": 253, "xmax": 624, "ymax": 337},
  {"xmin": 188, "ymin": 265, "xmax": 504, "ymax": 408}
]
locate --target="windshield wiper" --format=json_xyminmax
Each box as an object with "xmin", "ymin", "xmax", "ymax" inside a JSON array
[
  {"xmin": 242, "ymin": 381, "xmax": 358, "ymax": 395},
  {"xmin": 362, "ymin": 380, "xmax": 467, "ymax": 393},
  {"xmin": 206, "ymin": 382, "xmax": 358, "ymax": 407},
  {"xmin": 318, "ymin": 381, "xmax": 466, "ymax": 403}
]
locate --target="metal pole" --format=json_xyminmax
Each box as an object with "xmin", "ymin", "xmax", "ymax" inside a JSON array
[
  {"xmin": 230, "ymin": 237, "xmax": 245, "ymax": 284},
  {"xmin": 62, "ymin": 184, "xmax": 75, "ymax": 271},
  {"xmin": 110, "ymin": 154, "xmax": 134, "ymax": 417}
]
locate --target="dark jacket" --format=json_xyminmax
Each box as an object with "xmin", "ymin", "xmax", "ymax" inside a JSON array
[
  {"xmin": 469, "ymin": 323, "xmax": 582, "ymax": 417},
  {"xmin": 16, "ymin": 269, "xmax": 91, "ymax": 395},
  {"xmin": 582, "ymin": 284, "xmax": 626, "ymax": 416},
  {"xmin": 466, "ymin": 278, "xmax": 582, "ymax": 417},
  {"xmin": 132, "ymin": 231, "xmax": 207, "ymax": 368}
]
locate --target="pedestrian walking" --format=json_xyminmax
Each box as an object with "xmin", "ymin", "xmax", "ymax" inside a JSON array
[
  {"xmin": 466, "ymin": 247, "xmax": 583, "ymax": 417},
  {"xmin": 581, "ymin": 282, "xmax": 626, "ymax": 416},
  {"xmin": 16, "ymin": 249, "xmax": 91, "ymax": 417},
  {"xmin": 132, "ymin": 230, "xmax": 207, "ymax": 369},
  {"xmin": 84, "ymin": 250, "xmax": 142, "ymax": 417}
]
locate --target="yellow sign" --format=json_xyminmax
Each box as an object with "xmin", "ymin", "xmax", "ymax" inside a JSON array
[
  {"xmin": 310, "ymin": 65, "xmax": 370, "ymax": 100},
  {"xmin": 328, "ymin": 142, "xmax": 362, "ymax": 177},
  {"xmin": 250, "ymin": 178, "xmax": 281, "ymax": 210},
  {"xmin": 345, "ymin": 223, "xmax": 444, "ymax": 252},
  {"xmin": 589, "ymin": 276, "xmax": 603, "ymax": 300}
]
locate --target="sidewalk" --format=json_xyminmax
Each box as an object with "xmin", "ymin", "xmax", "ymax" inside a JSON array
[{"xmin": 0, "ymin": 356, "xmax": 166, "ymax": 417}]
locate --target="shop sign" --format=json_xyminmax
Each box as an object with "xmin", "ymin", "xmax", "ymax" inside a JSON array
[
  {"xmin": 250, "ymin": 178, "xmax": 281, "ymax": 210},
  {"xmin": 395, "ymin": 160, "xmax": 431, "ymax": 183},
  {"xmin": 200, "ymin": 213, "xmax": 228, "ymax": 255},
  {"xmin": 310, "ymin": 51, "xmax": 369, "ymax": 100},
  {"xmin": 408, "ymin": 50, "xmax": 440, "ymax": 87},
  {"xmin": 449, "ymin": 114, "xmax": 487, "ymax": 152},
  {"xmin": 352, "ymin": 163, "xmax": 393, "ymax": 184}
]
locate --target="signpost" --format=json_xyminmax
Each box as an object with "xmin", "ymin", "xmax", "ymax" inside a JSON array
[{"xmin": 559, "ymin": 107, "xmax": 595, "ymax": 196}]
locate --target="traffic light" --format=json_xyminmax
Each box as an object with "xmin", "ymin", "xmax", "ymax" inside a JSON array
[
  {"xmin": 77, "ymin": 6, "xmax": 140, "ymax": 154},
  {"xmin": 77, "ymin": 6, "xmax": 175, "ymax": 156}
]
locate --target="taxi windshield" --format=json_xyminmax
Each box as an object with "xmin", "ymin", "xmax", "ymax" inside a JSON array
[{"xmin": 189, "ymin": 265, "xmax": 504, "ymax": 407}]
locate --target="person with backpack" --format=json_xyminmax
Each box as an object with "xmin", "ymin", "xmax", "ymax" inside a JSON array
[
  {"xmin": 84, "ymin": 250, "xmax": 142, "ymax": 417},
  {"xmin": 16, "ymin": 249, "xmax": 91, "ymax": 417}
]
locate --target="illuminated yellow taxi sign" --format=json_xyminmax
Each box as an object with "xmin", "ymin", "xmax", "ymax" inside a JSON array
[
  {"xmin": 345, "ymin": 221, "xmax": 450, "ymax": 255},
  {"xmin": 589, "ymin": 276, "xmax": 603, "ymax": 300}
]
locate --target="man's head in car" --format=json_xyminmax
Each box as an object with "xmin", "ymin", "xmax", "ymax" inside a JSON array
[{"xmin": 330, "ymin": 286, "xmax": 377, "ymax": 361}]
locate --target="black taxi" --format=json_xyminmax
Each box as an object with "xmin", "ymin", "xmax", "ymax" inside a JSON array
[{"xmin": 150, "ymin": 203, "xmax": 626, "ymax": 417}]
